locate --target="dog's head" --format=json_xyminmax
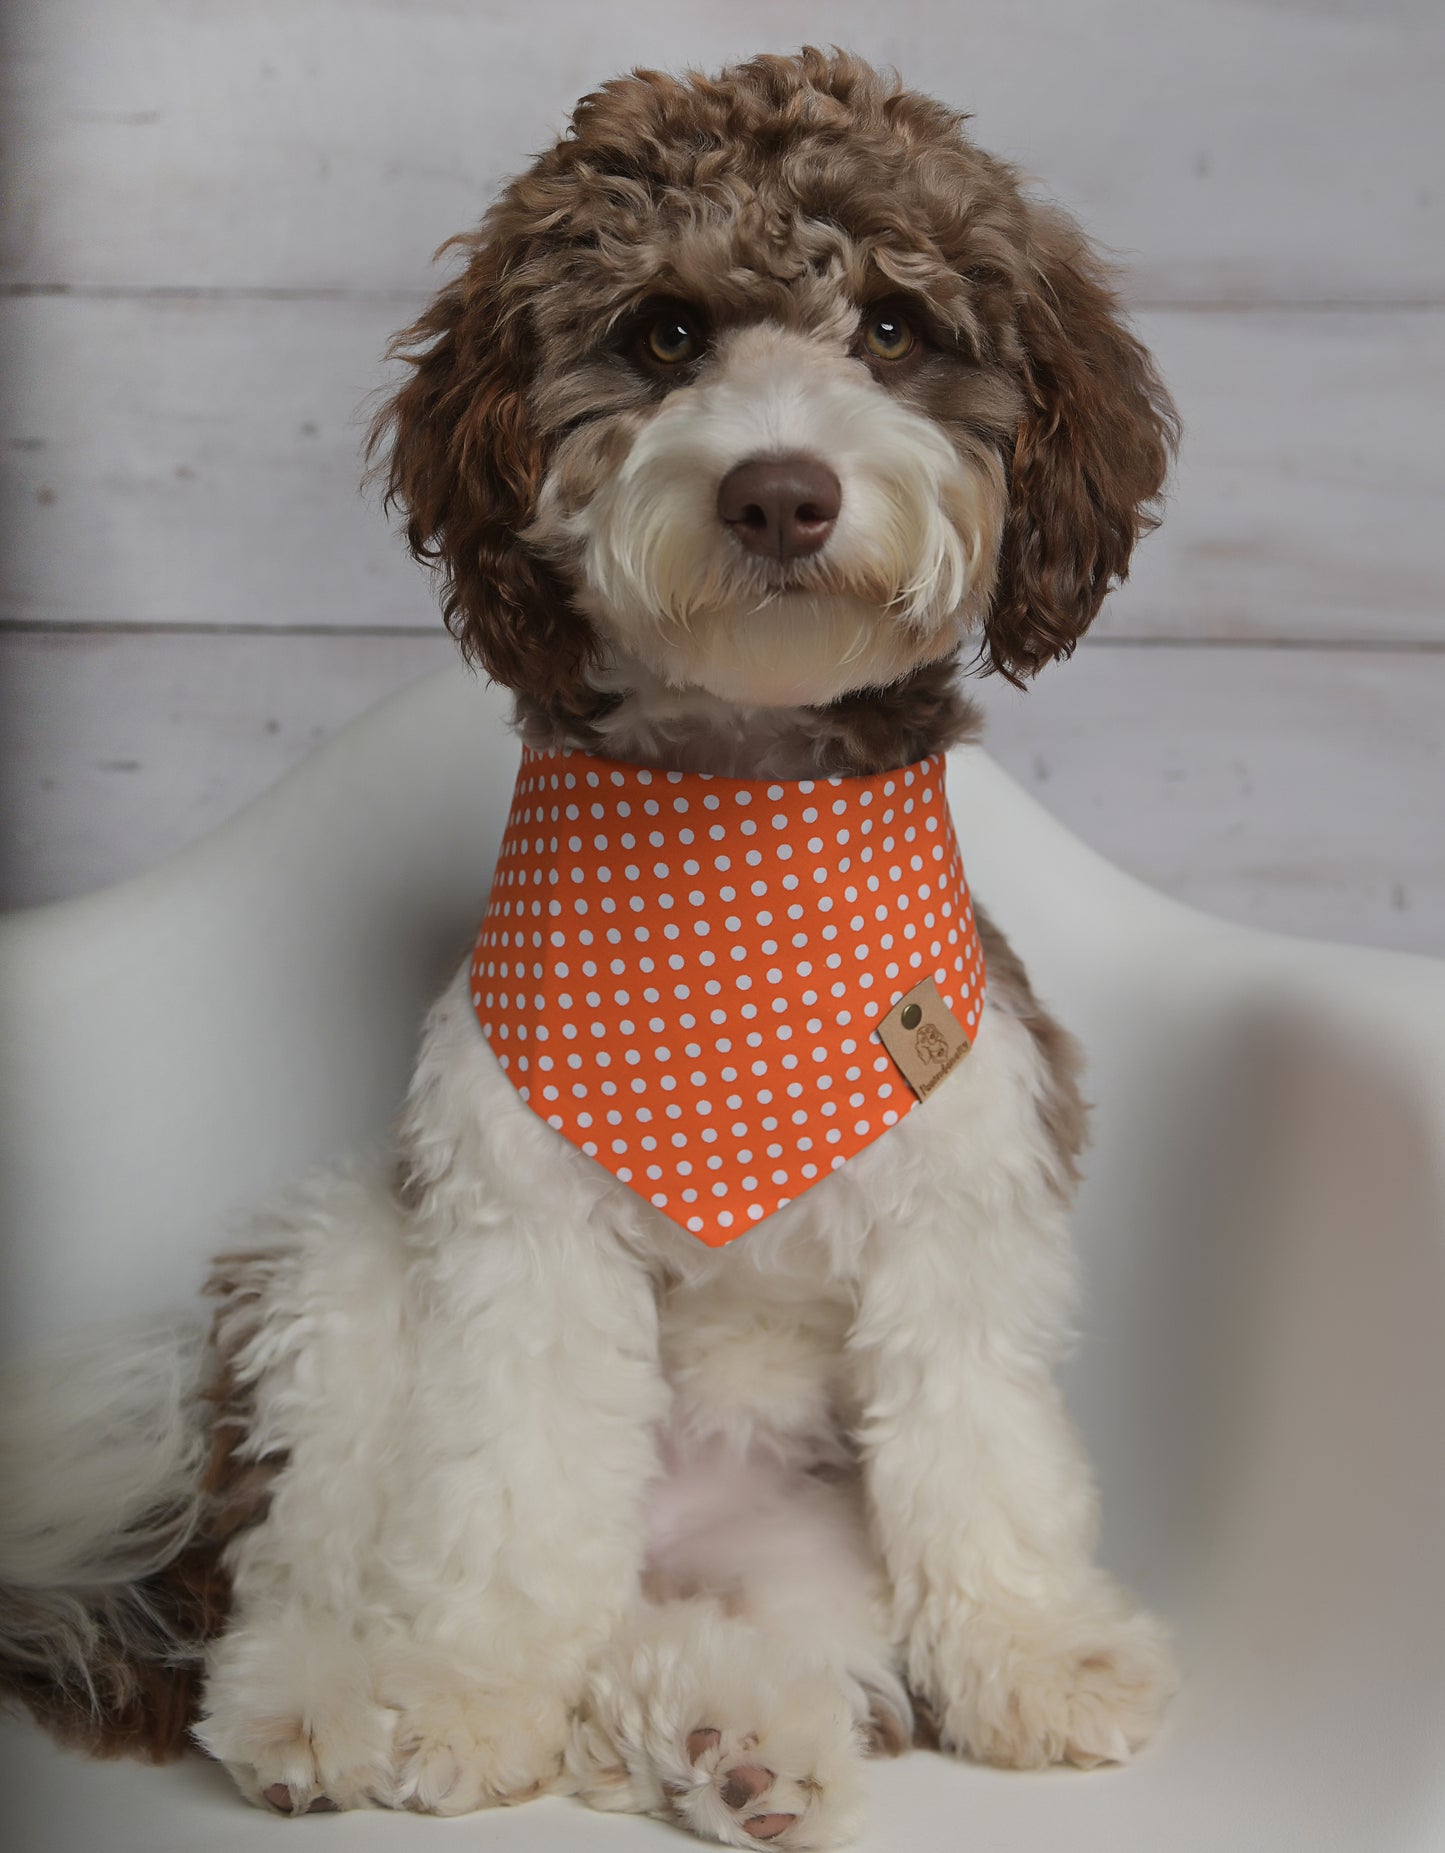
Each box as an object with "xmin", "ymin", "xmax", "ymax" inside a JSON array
[{"xmin": 373, "ymin": 49, "xmax": 1177, "ymax": 723}]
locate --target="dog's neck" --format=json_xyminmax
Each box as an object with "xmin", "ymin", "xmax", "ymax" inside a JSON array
[{"xmin": 511, "ymin": 651, "xmax": 982, "ymax": 781}]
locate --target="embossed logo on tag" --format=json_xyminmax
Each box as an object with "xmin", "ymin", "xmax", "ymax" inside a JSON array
[{"xmin": 876, "ymin": 976, "xmax": 973, "ymax": 1100}]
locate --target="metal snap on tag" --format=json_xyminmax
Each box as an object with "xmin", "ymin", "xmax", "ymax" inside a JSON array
[{"xmin": 876, "ymin": 976, "xmax": 973, "ymax": 1100}]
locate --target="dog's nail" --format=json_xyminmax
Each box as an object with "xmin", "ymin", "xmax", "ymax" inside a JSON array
[
  {"xmin": 686, "ymin": 1726, "xmax": 721, "ymax": 1763},
  {"xmin": 746, "ymin": 1815, "xmax": 796, "ymax": 1842},
  {"xmin": 721, "ymin": 1765, "xmax": 772, "ymax": 1809},
  {"xmin": 263, "ymin": 1782, "xmax": 295, "ymax": 1813},
  {"xmin": 305, "ymin": 1796, "xmax": 338, "ymax": 1812}
]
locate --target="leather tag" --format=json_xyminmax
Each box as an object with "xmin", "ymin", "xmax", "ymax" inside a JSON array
[{"xmin": 876, "ymin": 976, "xmax": 973, "ymax": 1100}]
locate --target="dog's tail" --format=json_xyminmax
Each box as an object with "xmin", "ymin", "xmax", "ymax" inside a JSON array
[{"xmin": 0, "ymin": 1317, "xmax": 226, "ymax": 1761}]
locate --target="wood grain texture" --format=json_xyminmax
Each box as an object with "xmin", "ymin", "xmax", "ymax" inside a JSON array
[
  {"xmin": 1, "ymin": 2, "xmax": 1439, "ymax": 969},
  {"xmin": 4, "ymin": 0, "xmax": 1441, "ymax": 302},
  {"xmin": 0, "ymin": 630, "xmax": 452, "ymax": 907},
  {"xmin": 972, "ymin": 645, "xmax": 1444, "ymax": 957},
  {"xmin": 3, "ymin": 632, "xmax": 1439, "ymax": 955},
  {"xmin": 5, "ymin": 296, "xmax": 1442, "ymax": 642},
  {"xmin": 1103, "ymin": 310, "xmax": 1445, "ymax": 644},
  {"xmin": 0, "ymin": 294, "xmax": 432, "ymax": 629}
]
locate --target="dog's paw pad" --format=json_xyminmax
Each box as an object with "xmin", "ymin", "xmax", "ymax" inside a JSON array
[
  {"xmin": 669, "ymin": 1718, "xmax": 858, "ymax": 1848},
  {"xmin": 683, "ymin": 1728, "xmax": 789, "ymax": 1834},
  {"xmin": 262, "ymin": 1783, "xmax": 338, "ymax": 1815},
  {"xmin": 704, "ymin": 1755, "xmax": 800, "ymax": 1847},
  {"xmin": 570, "ymin": 1661, "xmax": 865, "ymax": 1846},
  {"xmin": 720, "ymin": 1764, "xmax": 772, "ymax": 1810}
]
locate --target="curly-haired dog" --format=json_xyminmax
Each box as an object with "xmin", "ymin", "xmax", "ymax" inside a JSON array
[{"xmin": 1, "ymin": 49, "xmax": 1179, "ymax": 1849}]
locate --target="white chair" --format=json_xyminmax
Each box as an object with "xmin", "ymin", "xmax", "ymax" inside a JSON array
[{"xmin": 3, "ymin": 665, "xmax": 1443, "ymax": 1851}]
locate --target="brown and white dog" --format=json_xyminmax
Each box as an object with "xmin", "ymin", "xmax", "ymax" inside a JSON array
[{"xmin": 0, "ymin": 49, "xmax": 1179, "ymax": 1849}]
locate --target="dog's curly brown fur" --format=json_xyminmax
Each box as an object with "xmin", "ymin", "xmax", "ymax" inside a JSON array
[
  {"xmin": 0, "ymin": 1301, "xmax": 277, "ymax": 1763},
  {"xmin": 373, "ymin": 46, "xmax": 1177, "ymax": 744}
]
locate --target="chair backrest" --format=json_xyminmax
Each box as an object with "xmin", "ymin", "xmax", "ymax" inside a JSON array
[
  {"xmin": 3, "ymin": 663, "xmax": 1438, "ymax": 1370},
  {"xmin": 0, "ymin": 669, "xmax": 514, "ymax": 1351}
]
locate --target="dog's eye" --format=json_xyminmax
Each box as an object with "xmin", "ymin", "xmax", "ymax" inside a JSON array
[
  {"xmin": 861, "ymin": 310, "xmax": 915, "ymax": 362},
  {"xmin": 642, "ymin": 312, "xmax": 700, "ymax": 367}
]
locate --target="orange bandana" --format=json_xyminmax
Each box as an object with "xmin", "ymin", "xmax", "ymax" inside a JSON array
[{"xmin": 469, "ymin": 746, "xmax": 985, "ymax": 1246}]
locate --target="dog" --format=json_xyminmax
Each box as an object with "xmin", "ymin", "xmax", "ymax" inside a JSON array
[{"xmin": 0, "ymin": 48, "xmax": 1180, "ymax": 1849}]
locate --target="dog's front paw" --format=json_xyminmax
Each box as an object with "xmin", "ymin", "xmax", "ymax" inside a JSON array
[
  {"xmin": 389, "ymin": 1682, "xmax": 570, "ymax": 1814},
  {"xmin": 932, "ymin": 1596, "xmax": 1176, "ymax": 1770},
  {"xmin": 220, "ymin": 1712, "xmax": 393, "ymax": 1816},
  {"xmin": 662, "ymin": 1710, "xmax": 863, "ymax": 1849},
  {"xmin": 197, "ymin": 1621, "xmax": 397, "ymax": 1812},
  {"xmin": 569, "ymin": 1611, "xmax": 865, "ymax": 1849}
]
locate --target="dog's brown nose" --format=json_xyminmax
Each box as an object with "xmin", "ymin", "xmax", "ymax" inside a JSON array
[{"xmin": 717, "ymin": 456, "xmax": 842, "ymax": 560}]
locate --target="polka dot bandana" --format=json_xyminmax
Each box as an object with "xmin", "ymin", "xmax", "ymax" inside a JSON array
[{"xmin": 469, "ymin": 746, "xmax": 986, "ymax": 1246}]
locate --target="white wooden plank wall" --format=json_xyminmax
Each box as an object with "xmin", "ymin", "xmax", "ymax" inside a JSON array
[{"xmin": 2, "ymin": 0, "xmax": 1442, "ymax": 951}]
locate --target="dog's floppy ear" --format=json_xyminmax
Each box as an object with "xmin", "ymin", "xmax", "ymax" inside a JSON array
[
  {"xmin": 369, "ymin": 222, "xmax": 596, "ymax": 699},
  {"xmin": 984, "ymin": 208, "xmax": 1180, "ymax": 684}
]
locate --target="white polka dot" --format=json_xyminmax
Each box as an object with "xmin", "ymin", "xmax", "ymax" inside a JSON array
[{"xmin": 475, "ymin": 748, "xmax": 981, "ymax": 1244}]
